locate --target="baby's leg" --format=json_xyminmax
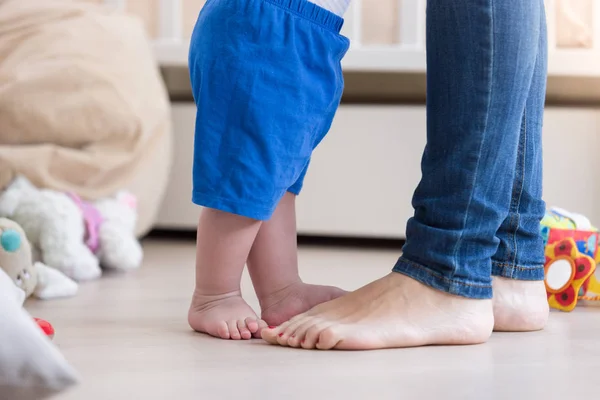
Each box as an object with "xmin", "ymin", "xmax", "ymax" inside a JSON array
[
  {"xmin": 188, "ymin": 209, "xmax": 267, "ymax": 340},
  {"xmin": 247, "ymin": 192, "xmax": 346, "ymax": 327},
  {"xmin": 187, "ymin": 0, "xmax": 348, "ymax": 339}
]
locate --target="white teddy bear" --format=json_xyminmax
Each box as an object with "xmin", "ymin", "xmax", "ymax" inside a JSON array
[{"xmin": 0, "ymin": 176, "xmax": 143, "ymax": 281}]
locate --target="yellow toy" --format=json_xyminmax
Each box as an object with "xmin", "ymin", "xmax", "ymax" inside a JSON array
[{"xmin": 541, "ymin": 208, "xmax": 600, "ymax": 311}]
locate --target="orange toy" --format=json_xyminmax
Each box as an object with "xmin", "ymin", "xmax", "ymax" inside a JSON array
[
  {"xmin": 541, "ymin": 208, "xmax": 600, "ymax": 311},
  {"xmin": 544, "ymin": 238, "xmax": 596, "ymax": 311}
]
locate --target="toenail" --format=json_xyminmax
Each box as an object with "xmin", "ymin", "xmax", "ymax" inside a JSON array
[
  {"xmin": 278, "ymin": 333, "xmax": 284, "ymax": 337},
  {"xmin": 291, "ymin": 335, "xmax": 295, "ymax": 338},
  {"xmin": 268, "ymin": 326, "xmax": 276, "ymax": 329}
]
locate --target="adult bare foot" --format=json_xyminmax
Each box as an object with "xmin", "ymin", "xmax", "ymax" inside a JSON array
[
  {"xmin": 188, "ymin": 289, "xmax": 267, "ymax": 340},
  {"xmin": 262, "ymin": 273, "xmax": 494, "ymax": 350},
  {"xmin": 492, "ymin": 277, "xmax": 549, "ymax": 332},
  {"xmin": 260, "ymin": 282, "xmax": 346, "ymax": 327}
]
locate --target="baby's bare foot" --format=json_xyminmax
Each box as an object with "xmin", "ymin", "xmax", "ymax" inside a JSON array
[
  {"xmin": 262, "ymin": 273, "xmax": 493, "ymax": 350},
  {"xmin": 260, "ymin": 282, "xmax": 346, "ymax": 327},
  {"xmin": 188, "ymin": 290, "xmax": 267, "ymax": 340},
  {"xmin": 492, "ymin": 277, "xmax": 549, "ymax": 332}
]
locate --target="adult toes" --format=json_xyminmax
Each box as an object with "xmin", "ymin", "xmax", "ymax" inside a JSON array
[
  {"xmin": 261, "ymin": 325, "xmax": 280, "ymax": 344},
  {"xmin": 302, "ymin": 321, "xmax": 332, "ymax": 349},
  {"xmin": 315, "ymin": 326, "xmax": 341, "ymax": 350}
]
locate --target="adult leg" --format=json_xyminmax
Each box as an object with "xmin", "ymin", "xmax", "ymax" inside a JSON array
[
  {"xmin": 492, "ymin": 6, "xmax": 549, "ymax": 331},
  {"xmin": 263, "ymin": 0, "xmax": 544, "ymax": 349},
  {"xmin": 247, "ymin": 192, "xmax": 346, "ymax": 328}
]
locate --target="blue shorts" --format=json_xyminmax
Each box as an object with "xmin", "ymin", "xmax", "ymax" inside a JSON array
[{"xmin": 189, "ymin": 0, "xmax": 349, "ymax": 220}]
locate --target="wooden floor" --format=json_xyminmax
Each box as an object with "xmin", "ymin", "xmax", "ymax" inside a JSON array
[{"xmin": 27, "ymin": 239, "xmax": 600, "ymax": 400}]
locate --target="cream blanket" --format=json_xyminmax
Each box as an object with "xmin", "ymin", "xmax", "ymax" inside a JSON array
[{"xmin": 0, "ymin": 0, "xmax": 172, "ymax": 235}]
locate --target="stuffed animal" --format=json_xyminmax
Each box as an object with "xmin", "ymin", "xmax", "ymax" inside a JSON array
[
  {"xmin": 0, "ymin": 217, "xmax": 77, "ymax": 300},
  {"xmin": 1, "ymin": 264, "xmax": 57, "ymax": 340},
  {"xmin": 0, "ymin": 176, "xmax": 143, "ymax": 281}
]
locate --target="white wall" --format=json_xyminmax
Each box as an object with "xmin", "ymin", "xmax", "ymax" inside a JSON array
[{"xmin": 156, "ymin": 104, "xmax": 600, "ymax": 238}]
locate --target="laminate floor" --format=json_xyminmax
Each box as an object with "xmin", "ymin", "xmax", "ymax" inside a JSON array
[{"xmin": 27, "ymin": 239, "xmax": 599, "ymax": 400}]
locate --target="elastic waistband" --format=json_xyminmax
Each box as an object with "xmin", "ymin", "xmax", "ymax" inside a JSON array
[{"xmin": 264, "ymin": 0, "xmax": 344, "ymax": 33}]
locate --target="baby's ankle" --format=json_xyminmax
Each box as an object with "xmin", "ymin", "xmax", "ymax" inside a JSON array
[
  {"xmin": 255, "ymin": 278, "xmax": 304, "ymax": 307},
  {"xmin": 192, "ymin": 287, "xmax": 242, "ymax": 302},
  {"xmin": 258, "ymin": 281, "xmax": 347, "ymax": 326}
]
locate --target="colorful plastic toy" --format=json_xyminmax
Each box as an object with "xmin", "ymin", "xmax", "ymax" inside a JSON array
[
  {"xmin": 33, "ymin": 318, "xmax": 55, "ymax": 340},
  {"xmin": 541, "ymin": 208, "xmax": 600, "ymax": 311}
]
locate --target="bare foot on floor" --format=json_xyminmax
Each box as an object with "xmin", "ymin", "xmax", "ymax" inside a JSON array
[
  {"xmin": 492, "ymin": 277, "xmax": 549, "ymax": 332},
  {"xmin": 188, "ymin": 290, "xmax": 267, "ymax": 340},
  {"xmin": 262, "ymin": 273, "xmax": 493, "ymax": 350},
  {"xmin": 260, "ymin": 282, "xmax": 346, "ymax": 327}
]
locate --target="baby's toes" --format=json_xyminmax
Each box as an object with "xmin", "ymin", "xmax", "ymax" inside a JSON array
[
  {"xmin": 217, "ymin": 321, "xmax": 230, "ymax": 339},
  {"xmin": 253, "ymin": 320, "xmax": 269, "ymax": 339},
  {"xmin": 227, "ymin": 320, "xmax": 242, "ymax": 340},
  {"xmin": 245, "ymin": 317, "xmax": 259, "ymax": 333},
  {"xmin": 237, "ymin": 320, "xmax": 252, "ymax": 339}
]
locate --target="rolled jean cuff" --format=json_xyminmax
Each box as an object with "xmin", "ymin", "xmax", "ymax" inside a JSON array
[
  {"xmin": 491, "ymin": 261, "xmax": 545, "ymax": 281},
  {"xmin": 392, "ymin": 257, "xmax": 493, "ymax": 299}
]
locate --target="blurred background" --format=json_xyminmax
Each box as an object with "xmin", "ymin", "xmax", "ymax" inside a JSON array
[
  {"xmin": 2, "ymin": 1, "xmax": 599, "ymax": 398},
  {"xmin": 128, "ymin": 0, "xmax": 600, "ymax": 240},
  {"xmin": 9, "ymin": 0, "xmax": 600, "ymax": 240}
]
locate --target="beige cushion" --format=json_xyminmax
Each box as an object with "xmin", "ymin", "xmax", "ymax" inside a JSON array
[{"xmin": 0, "ymin": 0, "xmax": 173, "ymax": 235}]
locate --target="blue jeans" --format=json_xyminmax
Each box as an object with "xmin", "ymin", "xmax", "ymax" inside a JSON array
[{"xmin": 393, "ymin": 0, "xmax": 548, "ymax": 299}]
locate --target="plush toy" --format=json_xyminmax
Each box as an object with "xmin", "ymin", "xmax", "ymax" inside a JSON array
[
  {"xmin": 2, "ymin": 264, "xmax": 57, "ymax": 340},
  {"xmin": 541, "ymin": 207, "xmax": 600, "ymax": 311},
  {"xmin": 0, "ymin": 217, "xmax": 70, "ymax": 341},
  {"xmin": 0, "ymin": 217, "xmax": 77, "ymax": 300},
  {"xmin": 0, "ymin": 176, "xmax": 143, "ymax": 281}
]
